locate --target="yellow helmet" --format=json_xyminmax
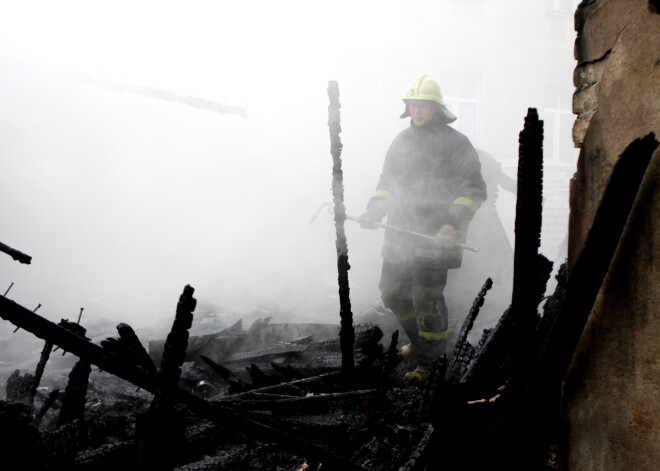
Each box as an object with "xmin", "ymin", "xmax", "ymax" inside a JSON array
[
  {"xmin": 403, "ymin": 75, "xmax": 446, "ymax": 105},
  {"xmin": 400, "ymin": 74, "xmax": 457, "ymax": 123}
]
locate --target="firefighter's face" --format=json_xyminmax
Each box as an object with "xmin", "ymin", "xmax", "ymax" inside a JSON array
[{"xmin": 408, "ymin": 100, "xmax": 436, "ymax": 126}]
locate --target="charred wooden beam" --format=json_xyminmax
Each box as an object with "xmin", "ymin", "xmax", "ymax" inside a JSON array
[
  {"xmin": 454, "ymin": 134, "xmax": 660, "ymax": 471},
  {"xmin": 139, "ymin": 284, "xmax": 197, "ymax": 470},
  {"xmin": 0, "ymin": 240, "xmax": 32, "ymax": 264},
  {"xmin": 34, "ymin": 388, "xmax": 60, "ymax": 426},
  {"xmin": 199, "ymin": 354, "xmax": 251, "ymax": 393},
  {"xmin": 158, "ymin": 284, "xmax": 197, "ymax": 390},
  {"xmin": 28, "ymin": 340, "xmax": 54, "ymax": 408},
  {"xmin": 252, "ymin": 414, "xmax": 349, "ymax": 442},
  {"xmin": 50, "ymin": 390, "xmax": 87, "ymax": 465},
  {"xmin": 101, "ymin": 322, "xmax": 156, "ymax": 373},
  {"xmin": 218, "ymin": 389, "xmax": 382, "ymax": 413},
  {"xmin": 511, "ymin": 108, "xmax": 545, "ymax": 313},
  {"xmin": 0, "ymin": 295, "xmax": 372, "ymax": 471},
  {"xmin": 415, "ymin": 110, "xmax": 557, "ymax": 471},
  {"xmin": 147, "ymin": 318, "xmax": 245, "ymax": 366},
  {"xmin": 56, "ymin": 358, "xmax": 91, "ymax": 428},
  {"xmin": 458, "ymin": 305, "xmax": 511, "ymax": 389},
  {"xmin": 457, "ymin": 109, "xmax": 550, "ymax": 392},
  {"xmin": 270, "ymin": 362, "xmax": 306, "ymax": 381},
  {"xmin": 223, "ymin": 343, "xmax": 309, "ymax": 363},
  {"xmin": 215, "ymin": 372, "xmax": 341, "ymax": 400},
  {"xmin": 328, "ymin": 80, "xmax": 356, "ymax": 381},
  {"xmin": 222, "ymin": 391, "xmax": 298, "ymax": 401},
  {"xmin": 446, "ymin": 277, "xmax": 493, "ymax": 383},
  {"xmin": 507, "ymin": 108, "xmax": 550, "ymax": 382},
  {"xmin": 6, "ymin": 320, "xmax": 76, "ymax": 409},
  {"xmin": 76, "ymin": 73, "xmax": 248, "ymax": 119},
  {"xmin": 55, "ymin": 321, "xmax": 92, "ymax": 430},
  {"xmin": 366, "ymin": 328, "xmax": 401, "ymax": 385},
  {"xmin": 354, "ymin": 324, "xmax": 384, "ymax": 367},
  {"xmin": 204, "ymin": 325, "xmax": 387, "ymax": 396},
  {"xmin": 0, "ymin": 294, "xmax": 158, "ymax": 390},
  {"xmin": 246, "ymin": 362, "xmax": 280, "ymax": 387}
]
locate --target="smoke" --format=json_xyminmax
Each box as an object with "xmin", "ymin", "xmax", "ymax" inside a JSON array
[{"xmin": 0, "ymin": 1, "xmax": 579, "ymax": 357}]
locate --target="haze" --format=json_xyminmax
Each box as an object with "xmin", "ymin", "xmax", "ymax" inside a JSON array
[{"xmin": 0, "ymin": 1, "xmax": 579, "ymax": 345}]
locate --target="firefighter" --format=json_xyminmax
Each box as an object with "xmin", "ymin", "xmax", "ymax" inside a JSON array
[{"xmin": 359, "ymin": 74, "xmax": 487, "ymax": 382}]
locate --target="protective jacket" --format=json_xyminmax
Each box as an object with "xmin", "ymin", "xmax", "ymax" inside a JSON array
[{"xmin": 368, "ymin": 118, "xmax": 487, "ymax": 268}]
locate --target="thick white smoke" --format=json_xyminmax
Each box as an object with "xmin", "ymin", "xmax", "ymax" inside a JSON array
[{"xmin": 0, "ymin": 1, "xmax": 579, "ymax": 369}]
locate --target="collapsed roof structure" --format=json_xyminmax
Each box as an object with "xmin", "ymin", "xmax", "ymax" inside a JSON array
[{"xmin": 2, "ymin": 95, "xmax": 655, "ymax": 469}]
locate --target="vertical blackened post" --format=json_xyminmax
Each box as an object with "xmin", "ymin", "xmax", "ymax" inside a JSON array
[
  {"xmin": 459, "ymin": 112, "xmax": 547, "ymax": 391},
  {"xmin": 512, "ymin": 108, "xmax": 545, "ymax": 314},
  {"xmin": 157, "ymin": 284, "xmax": 197, "ymax": 393},
  {"xmin": 56, "ymin": 360, "xmax": 91, "ymax": 427},
  {"xmin": 327, "ymin": 81, "xmax": 355, "ymax": 380},
  {"xmin": 489, "ymin": 107, "xmax": 547, "ymax": 469},
  {"xmin": 28, "ymin": 318, "xmax": 74, "ymax": 409},
  {"xmin": 137, "ymin": 285, "xmax": 196, "ymax": 471},
  {"xmin": 28, "ymin": 340, "xmax": 54, "ymax": 409},
  {"xmin": 508, "ymin": 108, "xmax": 548, "ymax": 374},
  {"xmin": 56, "ymin": 321, "xmax": 91, "ymax": 429}
]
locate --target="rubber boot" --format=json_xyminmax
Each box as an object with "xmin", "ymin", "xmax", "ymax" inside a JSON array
[
  {"xmin": 404, "ymin": 366, "xmax": 429, "ymax": 382},
  {"xmin": 404, "ymin": 338, "xmax": 446, "ymax": 383},
  {"xmin": 400, "ymin": 343, "xmax": 414, "ymax": 357}
]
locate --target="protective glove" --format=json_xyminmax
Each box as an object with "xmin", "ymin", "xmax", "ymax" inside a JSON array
[
  {"xmin": 434, "ymin": 225, "xmax": 459, "ymax": 249},
  {"xmin": 359, "ymin": 195, "xmax": 389, "ymax": 229},
  {"xmin": 358, "ymin": 212, "xmax": 379, "ymax": 230},
  {"xmin": 447, "ymin": 204, "xmax": 474, "ymax": 232}
]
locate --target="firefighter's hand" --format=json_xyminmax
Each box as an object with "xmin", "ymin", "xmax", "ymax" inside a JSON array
[
  {"xmin": 448, "ymin": 204, "xmax": 474, "ymax": 231},
  {"xmin": 358, "ymin": 212, "xmax": 379, "ymax": 230},
  {"xmin": 434, "ymin": 225, "xmax": 458, "ymax": 248}
]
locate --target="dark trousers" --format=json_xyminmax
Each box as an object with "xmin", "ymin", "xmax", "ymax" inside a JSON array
[{"xmin": 378, "ymin": 257, "xmax": 449, "ymax": 366}]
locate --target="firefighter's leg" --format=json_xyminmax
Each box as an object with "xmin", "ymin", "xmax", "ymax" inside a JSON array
[
  {"xmin": 378, "ymin": 259, "xmax": 420, "ymax": 348},
  {"xmin": 411, "ymin": 264, "xmax": 450, "ymax": 369}
]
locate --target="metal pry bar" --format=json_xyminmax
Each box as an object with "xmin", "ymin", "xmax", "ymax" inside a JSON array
[
  {"xmin": 344, "ymin": 214, "xmax": 480, "ymax": 252},
  {"xmin": 310, "ymin": 201, "xmax": 480, "ymax": 252}
]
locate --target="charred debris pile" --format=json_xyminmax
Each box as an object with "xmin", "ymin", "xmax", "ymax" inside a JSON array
[{"xmin": 1, "ymin": 101, "xmax": 657, "ymax": 471}]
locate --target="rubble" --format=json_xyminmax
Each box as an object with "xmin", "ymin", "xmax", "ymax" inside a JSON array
[{"xmin": 1, "ymin": 115, "xmax": 655, "ymax": 470}]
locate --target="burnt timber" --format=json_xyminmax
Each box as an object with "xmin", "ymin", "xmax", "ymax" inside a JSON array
[
  {"xmin": 0, "ymin": 241, "xmax": 32, "ymax": 265},
  {"xmin": 0, "ymin": 116, "xmax": 656, "ymax": 470}
]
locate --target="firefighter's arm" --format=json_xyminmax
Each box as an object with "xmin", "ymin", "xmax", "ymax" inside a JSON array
[
  {"xmin": 360, "ymin": 141, "xmax": 399, "ymax": 228},
  {"xmin": 449, "ymin": 146, "xmax": 488, "ymax": 230}
]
